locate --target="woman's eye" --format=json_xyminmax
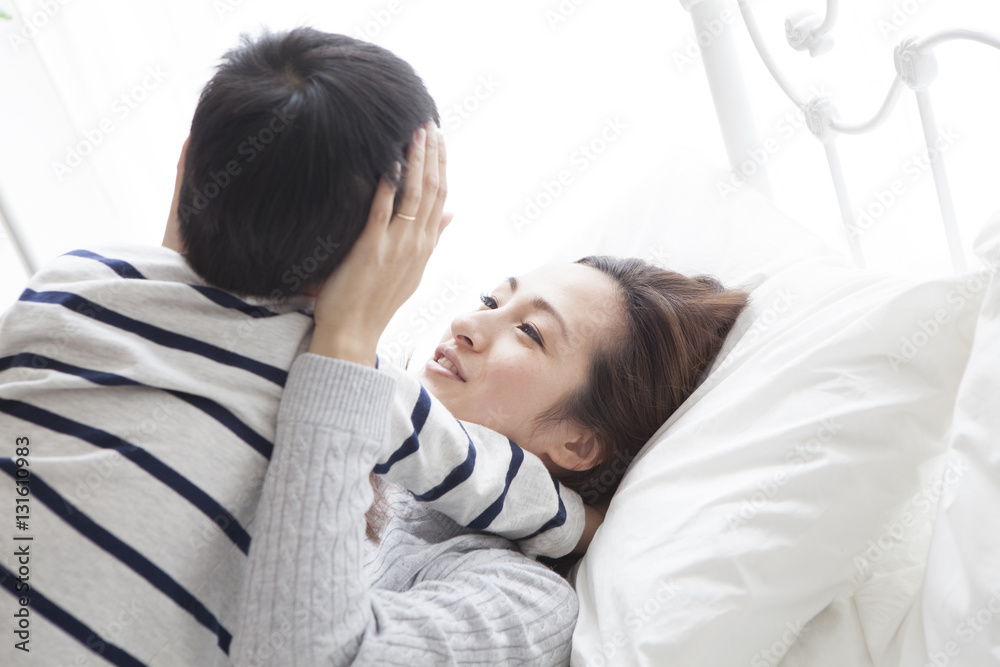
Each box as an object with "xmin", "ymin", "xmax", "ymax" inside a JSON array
[
  {"xmin": 518, "ymin": 322, "xmax": 543, "ymax": 346},
  {"xmin": 480, "ymin": 293, "xmax": 542, "ymax": 347}
]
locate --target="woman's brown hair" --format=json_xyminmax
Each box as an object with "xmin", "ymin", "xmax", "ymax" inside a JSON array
[{"xmin": 544, "ymin": 256, "xmax": 749, "ymax": 504}]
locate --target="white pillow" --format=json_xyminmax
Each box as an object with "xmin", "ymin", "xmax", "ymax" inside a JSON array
[
  {"xmin": 570, "ymin": 254, "xmax": 984, "ymax": 666},
  {"xmin": 884, "ymin": 214, "xmax": 1000, "ymax": 666},
  {"xmin": 778, "ymin": 220, "xmax": 1000, "ymax": 665}
]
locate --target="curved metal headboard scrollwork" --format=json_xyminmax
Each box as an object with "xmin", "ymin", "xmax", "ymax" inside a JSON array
[{"xmin": 683, "ymin": 0, "xmax": 1000, "ymax": 272}]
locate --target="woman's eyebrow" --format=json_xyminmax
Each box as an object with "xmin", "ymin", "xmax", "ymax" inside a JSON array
[{"xmin": 505, "ymin": 276, "xmax": 568, "ymax": 339}]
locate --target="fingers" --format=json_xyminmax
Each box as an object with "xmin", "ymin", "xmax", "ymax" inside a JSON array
[
  {"xmin": 413, "ymin": 126, "xmax": 441, "ymax": 228},
  {"xmin": 425, "ymin": 130, "xmax": 448, "ymax": 243},
  {"xmin": 435, "ymin": 212, "xmax": 454, "ymax": 247},
  {"xmin": 365, "ymin": 172, "xmax": 399, "ymax": 237},
  {"xmin": 396, "ymin": 126, "xmax": 428, "ymax": 220},
  {"xmin": 388, "ymin": 123, "xmax": 445, "ymax": 251}
]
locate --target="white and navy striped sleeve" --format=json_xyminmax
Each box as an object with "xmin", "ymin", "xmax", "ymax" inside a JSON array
[{"xmin": 373, "ymin": 363, "xmax": 585, "ymax": 559}]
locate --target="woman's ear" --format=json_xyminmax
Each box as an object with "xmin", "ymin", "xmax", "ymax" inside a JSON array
[{"xmin": 548, "ymin": 429, "xmax": 603, "ymax": 473}]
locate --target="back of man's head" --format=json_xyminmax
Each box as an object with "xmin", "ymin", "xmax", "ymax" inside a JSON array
[{"xmin": 178, "ymin": 27, "xmax": 438, "ymax": 297}]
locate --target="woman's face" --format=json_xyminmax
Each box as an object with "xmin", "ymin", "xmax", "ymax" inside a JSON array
[{"xmin": 417, "ymin": 262, "xmax": 621, "ymax": 464}]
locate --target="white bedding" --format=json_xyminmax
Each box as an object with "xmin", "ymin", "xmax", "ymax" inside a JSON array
[{"xmin": 562, "ymin": 152, "xmax": 1000, "ymax": 666}]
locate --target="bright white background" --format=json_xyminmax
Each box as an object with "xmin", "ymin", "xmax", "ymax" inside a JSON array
[{"xmin": 1, "ymin": 0, "xmax": 998, "ymax": 364}]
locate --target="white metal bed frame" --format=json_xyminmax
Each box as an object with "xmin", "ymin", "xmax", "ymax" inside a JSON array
[{"xmin": 682, "ymin": 0, "xmax": 1000, "ymax": 273}]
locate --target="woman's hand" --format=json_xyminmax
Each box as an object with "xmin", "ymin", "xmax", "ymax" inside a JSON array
[{"xmin": 308, "ymin": 124, "xmax": 451, "ymax": 366}]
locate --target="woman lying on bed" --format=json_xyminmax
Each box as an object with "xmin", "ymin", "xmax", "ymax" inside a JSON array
[{"xmin": 231, "ymin": 131, "xmax": 747, "ymax": 666}]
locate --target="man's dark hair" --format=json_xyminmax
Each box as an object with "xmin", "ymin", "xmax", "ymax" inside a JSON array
[{"xmin": 177, "ymin": 27, "xmax": 438, "ymax": 297}]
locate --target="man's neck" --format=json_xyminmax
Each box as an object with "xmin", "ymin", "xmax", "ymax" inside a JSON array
[{"xmin": 162, "ymin": 214, "xmax": 184, "ymax": 253}]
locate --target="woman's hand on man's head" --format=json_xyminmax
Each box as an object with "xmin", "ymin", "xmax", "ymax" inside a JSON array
[{"xmin": 309, "ymin": 123, "xmax": 452, "ymax": 366}]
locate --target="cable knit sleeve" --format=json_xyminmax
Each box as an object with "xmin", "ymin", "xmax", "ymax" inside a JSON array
[{"xmin": 231, "ymin": 353, "xmax": 577, "ymax": 667}]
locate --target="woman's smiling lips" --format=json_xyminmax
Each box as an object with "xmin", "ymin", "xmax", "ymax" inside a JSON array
[{"xmin": 427, "ymin": 346, "xmax": 466, "ymax": 382}]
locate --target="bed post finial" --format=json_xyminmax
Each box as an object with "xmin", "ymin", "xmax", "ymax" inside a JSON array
[
  {"xmin": 785, "ymin": 12, "xmax": 835, "ymax": 57},
  {"xmin": 894, "ymin": 37, "xmax": 939, "ymax": 90},
  {"xmin": 804, "ymin": 97, "xmax": 838, "ymax": 144},
  {"xmin": 801, "ymin": 96, "xmax": 865, "ymax": 268}
]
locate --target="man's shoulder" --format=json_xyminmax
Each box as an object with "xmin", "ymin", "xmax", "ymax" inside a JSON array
[
  {"xmin": 1, "ymin": 243, "xmax": 315, "ymax": 379},
  {"xmin": 27, "ymin": 245, "xmax": 197, "ymax": 289},
  {"xmin": 21, "ymin": 244, "xmax": 315, "ymax": 318}
]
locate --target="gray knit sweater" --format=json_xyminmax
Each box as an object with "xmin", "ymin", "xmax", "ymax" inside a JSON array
[{"xmin": 231, "ymin": 354, "xmax": 578, "ymax": 666}]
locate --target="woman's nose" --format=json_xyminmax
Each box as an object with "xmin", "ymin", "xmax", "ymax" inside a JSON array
[{"xmin": 449, "ymin": 310, "xmax": 493, "ymax": 351}]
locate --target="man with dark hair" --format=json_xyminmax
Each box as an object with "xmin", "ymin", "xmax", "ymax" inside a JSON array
[
  {"xmin": 174, "ymin": 28, "xmax": 439, "ymax": 296},
  {"xmin": 0, "ymin": 28, "xmax": 452, "ymax": 665}
]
